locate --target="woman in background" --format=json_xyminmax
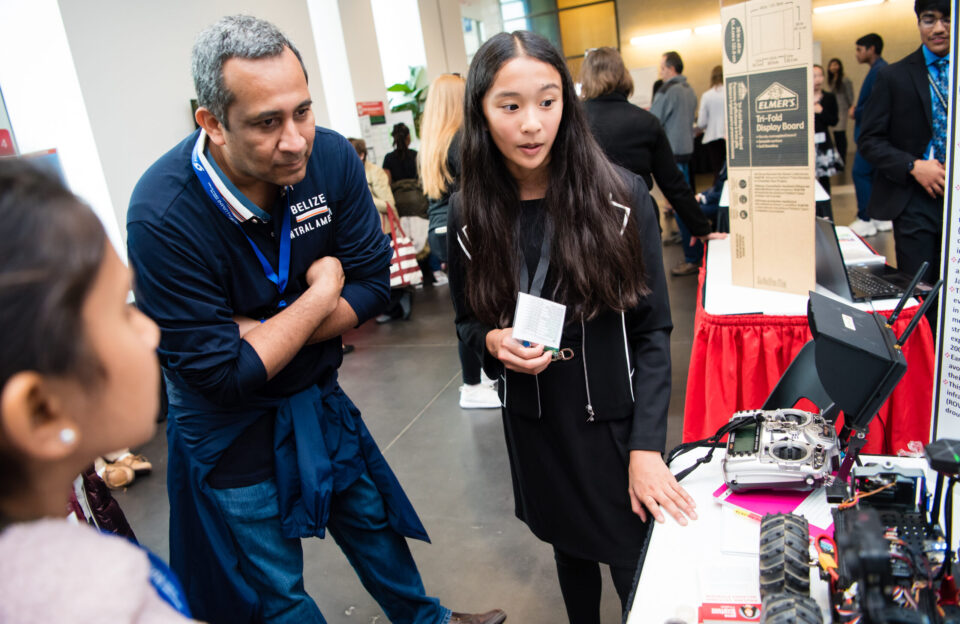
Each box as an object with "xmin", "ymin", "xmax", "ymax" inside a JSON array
[
  {"xmin": 827, "ymin": 57, "xmax": 854, "ymax": 167},
  {"xmin": 814, "ymin": 64, "xmax": 841, "ymax": 220},
  {"xmin": 419, "ymin": 73, "xmax": 499, "ymax": 409},
  {"xmin": 449, "ymin": 31, "xmax": 695, "ymax": 624},
  {"xmin": 382, "ymin": 122, "xmax": 418, "ymax": 185},
  {"xmin": 697, "ymin": 65, "xmax": 726, "ymax": 180},
  {"xmin": 580, "ymin": 46, "xmax": 718, "ymax": 278},
  {"xmin": 0, "ymin": 159, "xmax": 193, "ymax": 622},
  {"xmin": 348, "ymin": 138, "xmax": 410, "ymax": 324}
]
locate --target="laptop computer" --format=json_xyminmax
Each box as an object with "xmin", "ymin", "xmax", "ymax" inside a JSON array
[{"xmin": 814, "ymin": 217, "xmax": 931, "ymax": 302}]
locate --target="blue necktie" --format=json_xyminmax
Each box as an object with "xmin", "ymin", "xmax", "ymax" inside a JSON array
[{"xmin": 933, "ymin": 57, "xmax": 949, "ymax": 163}]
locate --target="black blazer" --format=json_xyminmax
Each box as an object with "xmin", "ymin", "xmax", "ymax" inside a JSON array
[
  {"xmin": 858, "ymin": 47, "xmax": 935, "ymax": 220},
  {"xmin": 583, "ymin": 93, "xmax": 711, "ymax": 236}
]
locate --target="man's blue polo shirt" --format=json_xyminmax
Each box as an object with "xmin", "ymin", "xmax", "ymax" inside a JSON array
[{"xmin": 128, "ymin": 127, "xmax": 390, "ymax": 403}]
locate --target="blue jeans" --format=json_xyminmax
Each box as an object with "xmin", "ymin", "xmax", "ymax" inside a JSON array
[
  {"xmin": 674, "ymin": 160, "xmax": 707, "ymax": 264},
  {"xmin": 211, "ymin": 473, "xmax": 450, "ymax": 624},
  {"xmin": 852, "ymin": 152, "xmax": 874, "ymax": 221},
  {"xmin": 676, "ymin": 201, "xmax": 719, "ymax": 264}
]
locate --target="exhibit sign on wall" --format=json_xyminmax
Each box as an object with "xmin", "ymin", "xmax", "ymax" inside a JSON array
[
  {"xmin": 0, "ymin": 85, "xmax": 18, "ymax": 156},
  {"xmin": 933, "ymin": 16, "xmax": 959, "ymax": 440},
  {"xmin": 358, "ymin": 103, "xmax": 417, "ymax": 168},
  {"xmin": 721, "ymin": 0, "xmax": 815, "ymax": 295}
]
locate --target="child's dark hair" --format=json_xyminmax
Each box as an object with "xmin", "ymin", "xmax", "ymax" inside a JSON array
[{"xmin": 0, "ymin": 159, "xmax": 106, "ymax": 493}]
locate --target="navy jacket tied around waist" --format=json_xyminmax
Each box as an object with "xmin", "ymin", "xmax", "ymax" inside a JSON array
[{"xmin": 165, "ymin": 375, "xmax": 429, "ymax": 624}]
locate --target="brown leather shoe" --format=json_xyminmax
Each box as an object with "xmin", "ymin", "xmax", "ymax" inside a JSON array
[
  {"xmin": 112, "ymin": 453, "xmax": 152, "ymax": 475},
  {"xmin": 449, "ymin": 610, "xmax": 507, "ymax": 624},
  {"xmin": 670, "ymin": 260, "xmax": 700, "ymax": 276},
  {"xmin": 102, "ymin": 464, "xmax": 135, "ymax": 489}
]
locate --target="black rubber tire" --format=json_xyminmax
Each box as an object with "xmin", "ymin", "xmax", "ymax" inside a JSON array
[
  {"xmin": 759, "ymin": 513, "xmax": 810, "ymax": 597},
  {"xmin": 760, "ymin": 593, "xmax": 823, "ymax": 624}
]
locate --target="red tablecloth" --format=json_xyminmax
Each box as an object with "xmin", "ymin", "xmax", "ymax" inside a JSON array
[{"xmin": 682, "ymin": 267, "xmax": 936, "ymax": 455}]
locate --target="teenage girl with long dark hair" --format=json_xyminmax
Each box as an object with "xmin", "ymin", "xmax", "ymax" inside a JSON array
[
  {"xmin": 447, "ymin": 31, "xmax": 696, "ymax": 623},
  {"xmin": 826, "ymin": 57, "xmax": 854, "ymax": 166}
]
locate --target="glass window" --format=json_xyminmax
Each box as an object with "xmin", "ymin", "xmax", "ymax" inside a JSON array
[{"xmin": 497, "ymin": 1, "xmax": 618, "ymax": 78}]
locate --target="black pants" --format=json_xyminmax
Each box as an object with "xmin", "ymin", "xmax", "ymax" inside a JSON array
[
  {"xmin": 816, "ymin": 176, "xmax": 833, "ymax": 221},
  {"xmin": 554, "ymin": 548, "xmax": 637, "ymax": 624},
  {"xmin": 892, "ymin": 191, "xmax": 945, "ymax": 333},
  {"xmin": 705, "ymin": 139, "xmax": 726, "ymax": 182},
  {"xmin": 833, "ymin": 130, "xmax": 848, "ymax": 170}
]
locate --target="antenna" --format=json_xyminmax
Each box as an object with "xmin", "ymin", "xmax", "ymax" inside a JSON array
[
  {"xmin": 886, "ymin": 261, "xmax": 929, "ymax": 326},
  {"xmin": 896, "ymin": 279, "xmax": 943, "ymax": 348}
]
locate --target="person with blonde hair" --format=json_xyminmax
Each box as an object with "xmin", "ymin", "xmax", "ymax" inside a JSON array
[
  {"xmin": 580, "ymin": 47, "xmax": 719, "ymax": 277},
  {"xmin": 697, "ymin": 65, "xmax": 726, "ymax": 180},
  {"xmin": 419, "ymin": 73, "xmax": 499, "ymax": 409}
]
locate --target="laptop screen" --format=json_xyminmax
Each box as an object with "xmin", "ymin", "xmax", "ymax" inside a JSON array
[{"xmin": 814, "ymin": 217, "xmax": 853, "ymax": 300}]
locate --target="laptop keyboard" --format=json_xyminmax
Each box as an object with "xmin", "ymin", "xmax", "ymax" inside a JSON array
[{"xmin": 848, "ymin": 267, "xmax": 903, "ymax": 298}]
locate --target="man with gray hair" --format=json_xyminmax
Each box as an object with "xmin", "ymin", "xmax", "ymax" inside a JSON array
[
  {"xmin": 127, "ymin": 15, "xmax": 505, "ymax": 624},
  {"xmin": 651, "ymin": 51, "xmax": 702, "ymax": 276}
]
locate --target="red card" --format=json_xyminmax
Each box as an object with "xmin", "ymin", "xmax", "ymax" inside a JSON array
[{"xmin": 0, "ymin": 130, "xmax": 14, "ymax": 156}]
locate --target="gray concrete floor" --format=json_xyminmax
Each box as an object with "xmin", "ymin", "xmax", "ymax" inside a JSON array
[{"xmin": 113, "ymin": 177, "xmax": 893, "ymax": 623}]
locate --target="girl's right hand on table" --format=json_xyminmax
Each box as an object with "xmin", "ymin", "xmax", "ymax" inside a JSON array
[{"xmin": 485, "ymin": 328, "xmax": 552, "ymax": 375}]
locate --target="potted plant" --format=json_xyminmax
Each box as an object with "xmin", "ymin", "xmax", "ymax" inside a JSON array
[{"xmin": 387, "ymin": 65, "xmax": 429, "ymax": 136}]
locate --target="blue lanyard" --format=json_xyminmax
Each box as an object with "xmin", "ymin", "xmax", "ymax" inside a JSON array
[
  {"xmin": 144, "ymin": 548, "xmax": 193, "ymax": 616},
  {"xmin": 191, "ymin": 138, "xmax": 291, "ymax": 309}
]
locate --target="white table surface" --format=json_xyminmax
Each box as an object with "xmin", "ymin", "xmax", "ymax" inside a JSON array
[{"xmin": 625, "ymin": 448, "xmax": 952, "ymax": 624}]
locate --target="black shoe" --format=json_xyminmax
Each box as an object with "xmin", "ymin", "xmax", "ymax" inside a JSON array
[
  {"xmin": 342, "ymin": 344, "xmax": 355, "ymax": 355},
  {"xmin": 449, "ymin": 610, "xmax": 507, "ymax": 624}
]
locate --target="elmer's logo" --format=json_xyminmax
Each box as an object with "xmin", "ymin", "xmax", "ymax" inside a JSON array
[{"xmin": 755, "ymin": 83, "xmax": 799, "ymax": 113}]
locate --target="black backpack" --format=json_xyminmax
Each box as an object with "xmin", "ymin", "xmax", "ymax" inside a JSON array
[{"xmin": 391, "ymin": 178, "xmax": 428, "ymax": 218}]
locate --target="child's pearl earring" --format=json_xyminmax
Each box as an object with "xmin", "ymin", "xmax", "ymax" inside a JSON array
[{"xmin": 59, "ymin": 428, "xmax": 76, "ymax": 445}]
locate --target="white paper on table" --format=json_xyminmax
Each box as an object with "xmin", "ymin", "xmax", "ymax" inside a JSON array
[
  {"xmin": 511, "ymin": 292, "xmax": 566, "ymax": 350},
  {"xmin": 793, "ymin": 488, "xmax": 834, "ymax": 534},
  {"xmin": 835, "ymin": 226, "xmax": 885, "ymax": 266},
  {"xmin": 698, "ymin": 562, "xmax": 761, "ymax": 604},
  {"xmin": 720, "ymin": 505, "xmax": 761, "ymax": 556}
]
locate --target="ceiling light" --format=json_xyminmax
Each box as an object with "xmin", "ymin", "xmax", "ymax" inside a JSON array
[
  {"xmin": 814, "ymin": 0, "xmax": 884, "ymax": 14},
  {"xmin": 630, "ymin": 28, "xmax": 693, "ymax": 46}
]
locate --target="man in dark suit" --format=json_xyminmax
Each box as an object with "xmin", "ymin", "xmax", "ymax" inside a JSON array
[{"xmin": 858, "ymin": 0, "xmax": 950, "ymax": 330}]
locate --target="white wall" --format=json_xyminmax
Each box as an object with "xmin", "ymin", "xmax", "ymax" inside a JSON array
[
  {"xmin": 338, "ymin": 0, "xmax": 389, "ymax": 106},
  {"xmin": 418, "ymin": 0, "xmax": 470, "ymax": 81},
  {"xmin": 307, "ymin": 0, "xmax": 360, "ymax": 138},
  {"xmin": 0, "ymin": 0, "xmax": 123, "ymax": 251},
  {"xmin": 371, "ymin": 0, "xmax": 428, "ymax": 90},
  {"xmin": 56, "ymin": 0, "xmax": 329, "ymax": 241}
]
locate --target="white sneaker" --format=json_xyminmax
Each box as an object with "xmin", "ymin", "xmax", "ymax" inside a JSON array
[
  {"xmin": 480, "ymin": 369, "xmax": 497, "ymax": 388},
  {"xmin": 432, "ymin": 270, "xmax": 449, "ymax": 286},
  {"xmin": 459, "ymin": 383, "xmax": 501, "ymax": 409},
  {"xmin": 872, "ymin": 219, "xmax": 893, "ymax": 232},
  {"xmin": 848, "ymin": 218, "xmax": 877, "ymax": 237}
]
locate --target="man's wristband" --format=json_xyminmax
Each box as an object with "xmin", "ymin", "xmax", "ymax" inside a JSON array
[{"xmin": 907, "ymin": 160, "xmax": 916, "ymax": 173}]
